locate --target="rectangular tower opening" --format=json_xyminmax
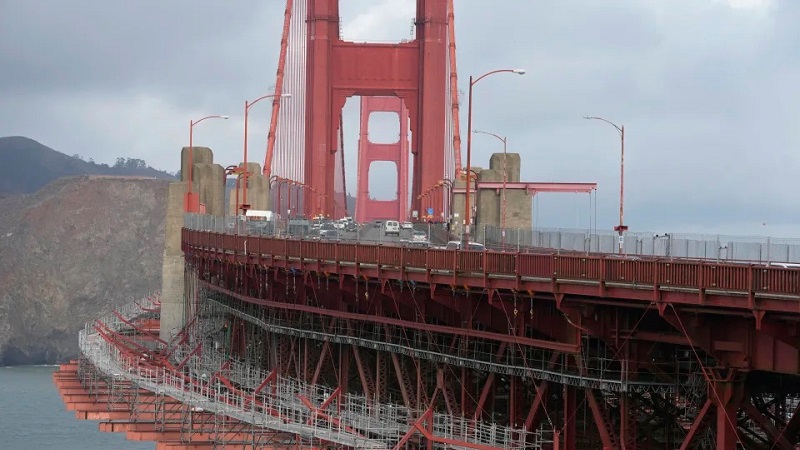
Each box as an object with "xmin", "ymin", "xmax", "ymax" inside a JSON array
[{"xmin": 339, "ymin": 0, "xmax": 416, "ymax": 43}]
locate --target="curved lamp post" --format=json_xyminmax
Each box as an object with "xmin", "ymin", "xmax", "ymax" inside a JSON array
[
  {"xmin": 440, "ymin": 178, "xmax": 454, "ymax": 221},
  {"xmin": 241, "ymin": 93, "xmax": 291, "ymax": 213},
  {"xmin": 464, "ymin": 68, "xmax": 525, "ymax": 243},
  {"xmin": 473, "ymin": 129, "xmax": 508, "ymax": 249},
  {"xmin": 187, "ymin": 115, "xmax": 229, "ymax": 212},
  {"xmin": 583, "ymin": 115, "xmax": 626, "ymax": 254}
]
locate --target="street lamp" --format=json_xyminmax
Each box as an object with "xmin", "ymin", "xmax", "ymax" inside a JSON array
[
  {"xmin": 187, "ymin": 115, "xmax": 229, "ymax": 212},
  {"xmin": 464, "ymin": 68, "xmax": 525, "ymax": 244},
  {"xmin": 242, "ymin": 93, "xmax": 291, "ymax": 213},
  {"xmin": 473, "ymin": 129, "xmax": 508, "ymax": 249},
  {"xmin": 583, "ymin": 115, "xmax": 627, "ymax": 254},
  {"xmin": 440, "ymin": 178, "xmax": 454, "ymax": 225}
]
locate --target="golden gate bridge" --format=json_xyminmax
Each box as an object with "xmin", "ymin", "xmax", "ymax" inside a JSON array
[{"xmin": 54, "ymin": 1, "xmax": 800, "ymax": 449}]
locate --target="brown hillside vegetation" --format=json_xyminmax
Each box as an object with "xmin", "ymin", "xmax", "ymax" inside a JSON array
[{"xmin": 0, "ymin": 176, "xmax": 168, "ymax": 364}]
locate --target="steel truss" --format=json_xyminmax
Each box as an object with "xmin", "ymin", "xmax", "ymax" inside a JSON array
[
  {"xmin": 57, "ymin": 295, "xmax": 306, "ymax": 449},
  {"xmin": 202, "ymin": 287, "xmax": 672, "ymax": 393},
  {"xmin": 76, "ymin": 296, "xmax": 537, "ymax": 449},
  {"xmin": 184, "ymin": 247, "xmax": 800, "ymax": 450}
]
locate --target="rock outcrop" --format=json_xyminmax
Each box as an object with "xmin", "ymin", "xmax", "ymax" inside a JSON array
[{"xmin": 0, "ymin": 175, "xmax": 168, "ymax": 365}]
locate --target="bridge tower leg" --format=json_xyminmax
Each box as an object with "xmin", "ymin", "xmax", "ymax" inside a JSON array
[
  {"xmin": 562, "ymin": 385, "xmax": 577, "ymax": 450},
  {"xmin": 304, "ymin": 0, "xmax": 448, "ymax": 218},
  {"xmin": 713, "ymin": 373, "xmax": 746, "ymax": 450},
  {"xmin": 355, "ymin": 97, "xmax": 410, "ymax": 223}
]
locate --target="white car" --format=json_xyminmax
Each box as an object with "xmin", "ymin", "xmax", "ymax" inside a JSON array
[
  {"xmin": 412, "ymin": 230, "xmax": 427, "ymax": 242},
  {"xmin": 384, "ymin": 220, "xmax": 401, "ymax": 236},
  {"xmin": 444, "ymin": 240, "xmax": 486, "ymax": 251},
  {"xmin": 400, "ymin": 222, "xmax": 413, "ymax": 230}
]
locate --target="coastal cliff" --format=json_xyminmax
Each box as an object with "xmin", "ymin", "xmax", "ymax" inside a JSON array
[{"xmin": 0, "ymin": 176, "xmax": 168, "ymax": 364}]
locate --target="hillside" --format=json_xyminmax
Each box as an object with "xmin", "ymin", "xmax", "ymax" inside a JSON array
[
  {"xmin": 0, "ymin": 176, "xmax": 168, "ymax": 364},
  {"xmin": 0, "ymin": 136, "xmax": 175, "ymax": 194}
]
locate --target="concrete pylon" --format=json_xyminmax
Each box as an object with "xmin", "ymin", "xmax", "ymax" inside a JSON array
[
  {"xmin": 228, "ymin": 162, "xmax": 271, "ymax": 215},
  {"xmin": 489, "ymin": 153, "xmax": 521, "ymax": 182},
  {"xmin": 194, "ymin": 163, "xmax": 225, "ymax": 217},
  {"xmin": 489, "ymin": 153, "xmax": 531, "ymax": 230},
  {"xmin": 451, "ymin": 167, "xmax": 481, "ymax": 238},
  {"xmin": 180, "ymin": 147, "xmax": 226, "ymax": 216},
  {"xmin": 160, "ymin": 181, "xmax": 187, "ymax": 341},
  {"xmin": 476, "ymin": 169, "xmax": 503, "ymax": 239},
  {"xmin": 451, "ymin": 152, "xmax": 533, "ymax": 240},
  {"xmin": 180, "ymin": 147, "xmax": 213, "ymax": 182}
]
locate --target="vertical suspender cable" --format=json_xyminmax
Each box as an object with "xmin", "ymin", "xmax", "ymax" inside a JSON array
[
  {"xmin": 264, "ymin": 0, "xmax": 293, "ymax": 177},
  {"xmin": 447, "ymin": 0, "xmax": 462, "ymax": 175}
]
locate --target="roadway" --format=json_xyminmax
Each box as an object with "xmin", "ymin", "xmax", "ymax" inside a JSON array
[
  {"xmin": 246, "ymin": 220, "xmax": 451, "ymax": 246},
  {"xmin": 347, "ymin": 222, "xmax": 449, "ymax": 246}
]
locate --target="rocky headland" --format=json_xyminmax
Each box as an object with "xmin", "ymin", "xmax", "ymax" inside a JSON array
[{"xmin": 0, "ymin": 176, "xmax": 168, "ymax": 364}]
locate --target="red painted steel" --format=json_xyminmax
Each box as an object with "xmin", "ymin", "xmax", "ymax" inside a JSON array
[
  {"xmin": 182, "ymin": 230, "xmax": 800, "ymax": 315},
  {"xmin": 304, "ymin": 0, "xmax": 448, "ymax": 218},
  {"xmin": 179, "ymin": 229, "xmax": 800, "ymax": 448},
  {"xmin": 355, "ymin": 97, "xmax": 410, "ymax": 222}
]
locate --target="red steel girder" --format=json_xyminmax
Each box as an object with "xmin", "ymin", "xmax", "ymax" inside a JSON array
[
  {"xmin": 181, "ymin": 230, "xmax": 800, "ymax": 317},
  {"xmin": 200, "ymin": 280, "xmax": 577, "ymax": 354}
]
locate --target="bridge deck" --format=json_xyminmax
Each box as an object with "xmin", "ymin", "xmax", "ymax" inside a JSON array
[{"xmin": 182, "ymin": 229, "xmax": 800, "ymax": 316}]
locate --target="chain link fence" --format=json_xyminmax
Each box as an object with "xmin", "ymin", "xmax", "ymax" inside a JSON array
[
  {"xmin": 183, "ymin": 214, "xmax": 800, "ymax": 263},
  {"xmin": 479, "ymin": 225, "xmax": 800, "ymax": 263},
  {"xmin": 183, "ymin": 213, "xmax": 451, "ymax": 246}
]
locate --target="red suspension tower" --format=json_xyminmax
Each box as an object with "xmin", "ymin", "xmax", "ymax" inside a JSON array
[
  {"xmin": 305, "ymin": 0, "xmax": 449, "ymax": 218},
  {"xmin": 264, "ymin": 0, "xmax": 458, "ymax": 220},
  {"xmin": 355, "ymin": 97, "xmax": 410, "ymax": 222}
]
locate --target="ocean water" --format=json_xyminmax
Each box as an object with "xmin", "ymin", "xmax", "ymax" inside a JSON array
[{"xmin": 0, "ymin": 366, "xmax": 153, "ymax": 450}]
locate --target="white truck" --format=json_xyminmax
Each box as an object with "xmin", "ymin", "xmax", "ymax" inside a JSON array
[{"xmin": 384, "ymin": 220, "xmax": 400, "ymax": 236}]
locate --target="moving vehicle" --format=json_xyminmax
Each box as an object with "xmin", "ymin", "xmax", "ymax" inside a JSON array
[
  {"xmin": 384, "ymin": 220, "xmax": 400, "ymax": 236},
  {"xmin": 444, "ymin": 240, "xmax": 486, "ymax": 251},
  {"xmin": 320, "ymin": 222, "xmax": 338, "ymax": 238},
  {"xmin": 244, "ymin": 209, "xmax": 276, "ymax": 235},
  {"xmin": 412, "ymin": 230, "xmax": 427, "ymax": 242},
  {"xmin": 287, "ymin": 218, "xmax": 311, "ymax": 236}
]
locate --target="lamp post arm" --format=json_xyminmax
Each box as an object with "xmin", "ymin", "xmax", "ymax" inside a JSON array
[
  {"xmin": 191, "ymin": 114, "xmax": 228, "ymax": 127},
  {"xmin": 584, "ymin": 116, "xmax": 622, "ymax": 135},
  {"xmin": 471, "ymin": 69, "xmax": 523, "ymax": 86},
  {"xmin": 473, "ymin": 129, "xmax": 506, "ymax": 146},
  {"xmin": 464, "ymin": 68, "xmax": 524, "ymax": 244},
  {"xmin": 247, "ymin": 93, "xmax": 291, "ymax": 111}
]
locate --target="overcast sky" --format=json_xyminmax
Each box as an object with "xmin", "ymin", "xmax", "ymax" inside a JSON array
[{"xmin": 1, "ymin": 0, "xmax": 798, "ymax": 237}]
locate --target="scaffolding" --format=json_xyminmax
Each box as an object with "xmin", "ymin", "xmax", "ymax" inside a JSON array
[
  {"xmin": 79, "ymin": 295, "xmax": 539, "ymax": 449},
  {"xmin": 202, "ymin": 289, "xmax": 674, "ymax": 394}
]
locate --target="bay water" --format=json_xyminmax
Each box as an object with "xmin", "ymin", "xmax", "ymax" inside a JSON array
[{"xmin": 0, "ymin": 366, "xmax": 152, "ymax": 450}]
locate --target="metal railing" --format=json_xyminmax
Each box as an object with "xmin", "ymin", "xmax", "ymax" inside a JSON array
[
  {"xmin": 79, "ymin": 295, "xmax": 538, "ymax": 450},
  {"xmin": 187, "ymin": 213, "xmax": 800, "ymax": 264},
  {"xmin": 480, "ymin": 224, "xmax": 800, "ymax": 264},
  {"xmin": 184, "ymin": 213, "xmax": 449, "ymax": 247}
]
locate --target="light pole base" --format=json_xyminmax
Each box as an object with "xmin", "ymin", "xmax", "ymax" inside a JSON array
[{"xmin": 184, "ymin": 192, "xmax": 202, "ymax": 213}]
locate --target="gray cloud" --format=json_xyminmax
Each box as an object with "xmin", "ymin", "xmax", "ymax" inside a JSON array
[{"xmin": 1, "ymin": 0, "xmax": 798, "ymax": 237}]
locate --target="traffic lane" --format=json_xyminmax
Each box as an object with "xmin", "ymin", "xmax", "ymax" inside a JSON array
[{"xmin": 356, "ymin": 223, "xmax": 415, "ymax": 243}]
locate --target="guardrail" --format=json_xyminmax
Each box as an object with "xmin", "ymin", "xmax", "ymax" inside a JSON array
[
  {"xmin": 182, "ymin": 229, "xmax": 800, "ymax": 310},
  {"xmin": 480, "ymin": 224, "xmax": 800, "ymax": 264}
]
